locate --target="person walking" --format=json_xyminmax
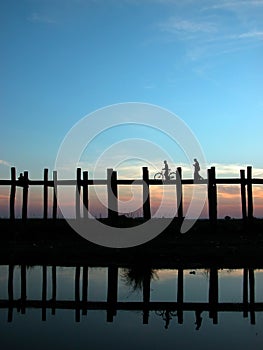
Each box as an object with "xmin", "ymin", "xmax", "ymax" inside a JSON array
[{"xmin": 193, "ymin": 158, "xmax": 202, "ymax": 181}]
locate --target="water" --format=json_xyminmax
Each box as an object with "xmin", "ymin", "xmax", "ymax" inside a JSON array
[{"xmin": 0, "ymin": 265, "xmax": 263, "ymax": 350}]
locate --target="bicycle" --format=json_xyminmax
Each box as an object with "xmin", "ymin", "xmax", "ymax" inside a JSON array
[
  {"xmin": 154, "ymin": 169, "xmax": 177, "ymax": 180},
  {"xmin": 155, "ymin": 309, "xmax": 177, "ymax": 329}
]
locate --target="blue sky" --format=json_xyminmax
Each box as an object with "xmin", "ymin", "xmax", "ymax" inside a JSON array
[{"xmin": 1, "ymin": 0, "xmax": 263, "ymax": 180}]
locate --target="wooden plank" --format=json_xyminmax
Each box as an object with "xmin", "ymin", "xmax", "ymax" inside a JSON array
[
  {"xmin": 252, "ymin": 179, "xmax": 263, "ymax": 184},
  {"xmin": 3, "ymin": 177, "xmax": 263, "ymax": 186},
  {"xmin": 1, "ymin": 299, "xmax": 263, "ymax": 312}
]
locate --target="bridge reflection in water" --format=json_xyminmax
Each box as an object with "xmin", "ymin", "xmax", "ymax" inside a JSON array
[{"xmin": 0, "ymin": 264, "xmax": 261, "ymax": 328}]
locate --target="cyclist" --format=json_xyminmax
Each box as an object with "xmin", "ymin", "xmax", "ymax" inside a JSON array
[{"xmin": 154, "ymin": 162, "xmax": 176, "ymax": 180}]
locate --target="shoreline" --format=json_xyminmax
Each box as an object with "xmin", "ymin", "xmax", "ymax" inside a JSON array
[{"xmin": 0, "ymin": 218, "xmax": 263, "ymax": 267}]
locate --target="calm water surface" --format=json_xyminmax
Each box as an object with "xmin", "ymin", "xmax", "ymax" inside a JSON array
[{"xmin": 0, "ymin": 265, "xmax": 262, "ymax": 350}]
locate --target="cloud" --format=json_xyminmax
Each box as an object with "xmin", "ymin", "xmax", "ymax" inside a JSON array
[
  {"xmin": 27, "ymin": 13, "xmax": 57, "ymax": 24},
  {"xmin": 0, "ymin": 194, "xmax": 9, "ymax": 200},
  {"xmin": 157, "ymin": 0, "xmax": 263, "ymax": 60},
  {"xmin": 218, "ymin": 185, "xmax": 240, "ymax": 196},
  {"xmin": 0, "ymin": 160, "xmax": 11, "ymax": 167},
  {"xmin": 122, "ymin": 0, "xmax": 195, "ymax": 4},
  {"xmin": 207, "ymin": 163, "xmax": 263, "ymax": 177},
  {"xmin": 238, "ymin": 31, "xmax": 263, "ymax": 39},
  {"xmin": 159, "ymin": 17, "xmax": 217, "ymax": 35},
  {"xmin": 204, "ymin": 0, "xmax": 263, "ymax": 11}
]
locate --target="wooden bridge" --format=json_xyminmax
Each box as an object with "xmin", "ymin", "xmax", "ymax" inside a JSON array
[{"xmin": 0, "ymin": 165, "xmax": 262, "ymax": 223}]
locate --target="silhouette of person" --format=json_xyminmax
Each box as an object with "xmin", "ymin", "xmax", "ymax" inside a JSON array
[
  {"xmin": 193, "ymin": 158, "xmax": 202, "ymax": 181},
  {"xmin": 18, "ymin": 173, "xmax": 24, "ymax": 182},
  {"xmin": 18, "ymin": 173, "xmax": 28, "ymax": 188},
  {"xmin": 163, "ymin": 160, "xmax": 170, "ymax": 180},
  {"xmin": 164, "ymin": 310, "xmax": 172, "ymax": 329},
  {"xmin": 195, "ymin": 310, "xmax": 203, "ymax": 330}
]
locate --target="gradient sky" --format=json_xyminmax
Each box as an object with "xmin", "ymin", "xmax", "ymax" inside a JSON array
[{"xmin": 0, "ymin": 0, "xmax": 263, "ymax": 218}]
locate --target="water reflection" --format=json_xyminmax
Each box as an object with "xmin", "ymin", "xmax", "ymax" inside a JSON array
[
  {"xmin": 1, "ymin": 264, "xmax": 263, "ymax": 350},
  {"xmin": 155, "ymin": 309, "xmax": 177, "ymax": 329},
  {"xmin": 0, "ymin": 264, "xmax": 262, "ymax": 328}
]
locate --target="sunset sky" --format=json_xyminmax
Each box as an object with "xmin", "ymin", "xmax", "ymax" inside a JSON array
[{"xmin": 1, "ymin": 0, "xmax": 263, "ymax": 218}]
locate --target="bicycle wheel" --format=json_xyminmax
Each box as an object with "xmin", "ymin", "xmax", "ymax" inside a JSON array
[
  {"xmin": 154, "ymin": 172, "xmax": 163, "ymax": 180},
  {"xmin": 169, "ymin": 172, "xmax": 177, "ymax": 179}
]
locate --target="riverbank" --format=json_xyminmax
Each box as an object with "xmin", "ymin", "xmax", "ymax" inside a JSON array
[{"xmin": 0, "ymin": 218, "xmax": 263, "ymax": 267}]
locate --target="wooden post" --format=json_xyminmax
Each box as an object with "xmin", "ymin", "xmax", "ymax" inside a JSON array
[
  {"xmin": 177, "ymin": 268, "xmax": 184, "ymax": 324},
  {"xmin": 208, "ymin": 168, "xmax": 212, "ymax": 221},
  {"xmin": 52, "ymin": 171, "xmax": 58, "ymax": 220},
  {"xmin": 107, "ymin": 169, "xmax": 118, "ymax": 221},
  {"xmin": 22, "ymin": 171, "xmax": 29, "ymax": 222},
  {"xmin": 42, "ymin": 265, "xmax": 47, "ymax": 321},
  {"xmin": 8, "ymin": 265, "xmax": 14, "ymax": 301},
  {"xmin": 208, "ymin": 167, "xmax": 217, "ymax": 226},
  {"xmin": 142, "ymin": 270, "xmax": 151, "ymax": 324},
  {"xmin": 211, "ymin": 167, "xmax": 217, "ymax": 224},
  {"xmin": 176, "ymin": 167, "xmax": 183, "ymax": 220},
  {"xmin": 8, "ymin": 264, "xmax": 14, "ymax": 322},
  {"xmin": 82, "ymin": 266, "xmax": 88, "ymax": 315},
  {"xmin": 10, "ymin": 167, "xmax": 16, "ymax": 220},
  {"xmin": 243, "ymin": 268, "xmax": 248, "ymax": 318},
  {"xmin": 142, "ymin": 167, "xmax": 151, "ymax": 220},
  {"xmin": 75, "ymin": 266, "xmax": 81, "ymax": 322},
  {"xmin": 52, "ymin": 265, "xmax": 56, "ymax": 315},
  {"xmin": 43, "ymin": 169, "xmax": 48, "ymax": 219},
  {"xmin": 20, "ymin": 264, "xmax": 26, "ymax": 314},
  {"xmin": 107, "ymin": 266, "xmax": 118, "ymax": 322},
  {"xmin": 240, "ymin": 170, "xmax": 247, "ymax": 223},
  {"xmin": 83, "ymin": 171, "xmax": 89, "ymax": 219},
  {"xmin": 247, "ymin": 166, "xmax": 253, "ymax": 221},
  {"xmin": 209, "ymin": 267, "xmax": 218, "ymax": 324},
  {"xmin": 76, "ymin": 168, "xmax": 81, "ymax": 220},
  {"xmin": 249, "ymin": 268, "xmax": 255, "ymax": 325}
]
